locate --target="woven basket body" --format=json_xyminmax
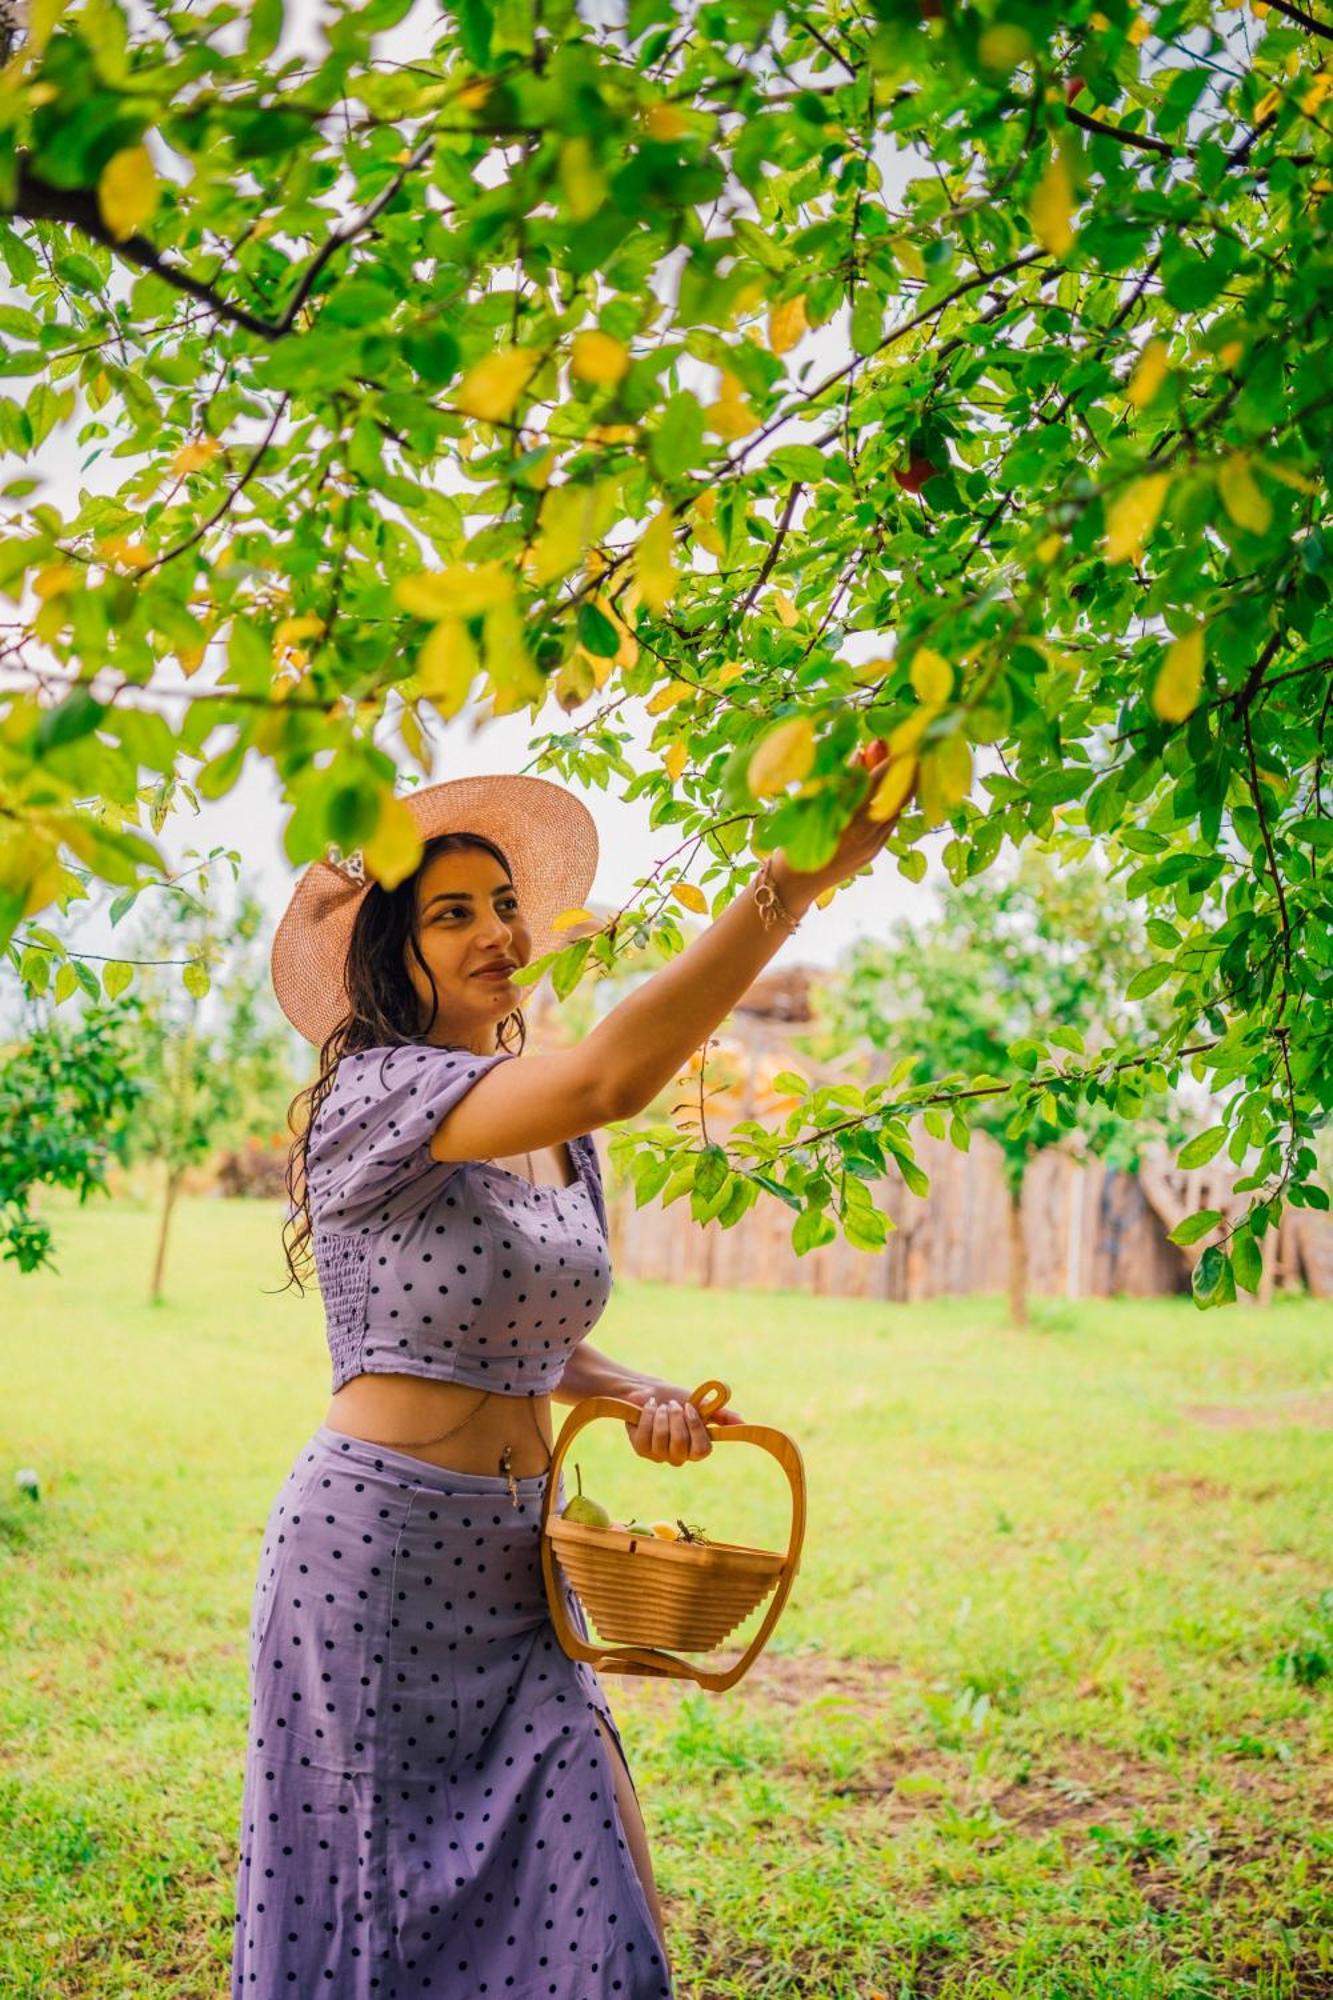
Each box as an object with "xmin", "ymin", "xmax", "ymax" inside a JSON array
[{"xmin": 539, "ymin": 1378, "xmax": 806, "ymax": 1691}]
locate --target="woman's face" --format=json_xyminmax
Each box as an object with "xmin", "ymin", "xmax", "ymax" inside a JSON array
[{"xmin": 405, "ymin": 845, "xmax": 532, "ymax": 1051}]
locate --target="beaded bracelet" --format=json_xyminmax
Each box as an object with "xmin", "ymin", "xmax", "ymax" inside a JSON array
[{"xmin": 751, "ymin": 854, "xmax": 803, "ymax": 935}]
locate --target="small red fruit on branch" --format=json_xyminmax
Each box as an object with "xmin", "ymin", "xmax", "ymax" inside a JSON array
[
  {"xmin": 893, "ymin": 452, "xmax": 943, "ymax": 494},
  {"xmin": 1066, "ymin": 75, "xmax": 1086, "ymax": 104}
]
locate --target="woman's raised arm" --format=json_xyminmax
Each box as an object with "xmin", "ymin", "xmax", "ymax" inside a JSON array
[{"xmin": 429, "ymin": 742, "xmax": 901, "ymax": 1162}]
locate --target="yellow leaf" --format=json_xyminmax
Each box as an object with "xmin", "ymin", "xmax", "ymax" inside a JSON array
[
  {"xmin": 1035, "ymin": 531, "xmax": 1063, "ymax": 564},
  {"xmin": 571, "ymin": 329, "xmax": 630, "ymax": 387},
  {"xmin": 97, "ymin": 145, "xmax": 159, "ymax": 243},
  {"xmin": 558, "ymin": 137, "xmax": 605, "ymax": 221},
  {"xmin": 552, "ymin": 905, "xmax": 597, "ymax": 931},
  {"xmin": 458, "ymin": 81, "xmax": 492, "ymax": 111},
  {"xmin": 663, "ymin": 740, "xmax": 688, "ymax": 782},
  {"xmin": 1253, "ymin": 84, "xmax": 1281, "ymax": 122},
  {"xmin": 671, "ymin": 880, "xmax": 708, "ymax": 914},
  {"xmin": 909, "ymin": 647, "xmax": 952, "ymax": 704},
  {"xmin": 481, "ymin": 599, "xmax": 543, "ymax": 716},
  {"xmin": 454, "ymin": 348, "xmax": 540, "ymax": 424},
  {"xmin": 888, "ymin": 705, "xmax": 940, "ymax": 758},
  {"xmin": 1030, "ymin": 151, "xmax": 1076, "ymax": 256},
  {"xmin": 704, "ymin": 367, "xmax": 758, "ymax": 440},
  {"xmin": 1300, "ymin": 70, "xmax": 1333, "ymax": 115},
  {"xmin": 1217, "ymin": 454, "xmax": 1273, "ymax": 534},
  {"xmin": 691, "ymin": 489, "xmax": 724, "ymax": 558},
  {"xmin": 416, "ymin": 618, "xmax": 479, "ymax": 717},
  {"xmin": 1128, "ymin": 14, "xmax": 1150, "ymax": 44},
  {"xmin": 917, "ymin": 735, "xmax": 972, "ymax": 826},
  {"xmin": 398, "ymin": 702, "xmax": 429, "ymax": 775},
  {"xmin": 716, "ymin": 658, "xmax": 747, "ymax": 686},
  {"xmin": 97, "ymin": 534, "xmax": 153, "ymax": 568},
  {"xmin": 1152, "ymin": 625, "xmax": 1205, "ymax": 724},
  {"xmin": 32, "ymin": 563, "xmax": 80, "ymax": 600},
  {"xmin": 362, "ymin": 794, "xmax": 424, "ymax": 890},
  {"xmin": 530, "ymin": 480, "xmax": 615, "ymax": 588},
  {"xmin": 773, "ymin": 592, "xmax": 799, "ymax": 628},
  {"xmin": 645, "ymin": 103, "xmax": 689, "ymax": 141},
  {"xmin": 979, "ymin": 22, "xmax": 1033, "ymax": 71},
  {"xmin": 1103, "ymin": 472, "xmax": 1170, "ymax": 563},
  {"xmin": 889, "ymin": 235, "xmax": 926, "ymax": 282},
  {"xmin": 748, "ymin": 716, "xmax": 815, "ymax": 797},
  {"xmin": 1126, "ymin": 337, "xmax": 1170, "ymax": 409},
  {"xmin": 394, "ymin": 563, "xmax": 512, "ymax": 618},
  {"xmin": 768, "ymin": 295, "xmax": 809, "ymax": 355},
  {"xmin": 1217, "ymin": 338, "xmax": 1245, "ymax": 369},
  {"xmin": 867, "ymin": 754, "xmax": 917, "ymax": 824},
  {"xmin": 554, "ymin": 652, "xmax": 596, "ymax": 711},
  {"xmin": 646, "ymin": 677, "xmax": 695, "ymax": 716},
  {"xmin": 171, "ymin": 438, "xmax": 219, "ymax": 474},
  {"xmin": 273, "ymin": 615, "xmax": 325, "ymax": 653},
  {"xmin": 635, "ymin": 509, "xmax": 677, "ymax": 614}
]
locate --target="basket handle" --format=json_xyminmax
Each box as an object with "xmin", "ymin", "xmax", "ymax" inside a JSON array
[{"xmin": 539, "ymin": 1377, "xmax": 807, "ymax": 1693}]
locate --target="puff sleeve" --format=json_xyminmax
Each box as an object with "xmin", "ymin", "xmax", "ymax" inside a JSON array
[{"xmin": 307, "ymin": 1043, "xmax": 516, "ymax": 1232}]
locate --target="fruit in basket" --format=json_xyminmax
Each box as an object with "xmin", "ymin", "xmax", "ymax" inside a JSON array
[{"xmin": 560, "ymin": 1462, "xmax": 611, "ymax": 1528}]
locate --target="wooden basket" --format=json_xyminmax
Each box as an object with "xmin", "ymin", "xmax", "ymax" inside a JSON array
[{"xmin": 538, "ymin": 1378, "xmax": 806, "ymax": 1691}]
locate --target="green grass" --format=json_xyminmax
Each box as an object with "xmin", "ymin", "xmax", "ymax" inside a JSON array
[{"xmin": 1, "ymin": 1191, "xmax": 1330, "ymax": 1998}]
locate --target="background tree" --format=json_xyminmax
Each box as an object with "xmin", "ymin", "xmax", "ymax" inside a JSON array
[
  {"xmin": 125, "ymin": 880, "xmax": 302, "ymax": 1301},
  {"xmin": 0, "ymin": 1002, "xmax": 143, "ymax": 1271},
  {"xmin": 0, "ymin": 0, "xmax": 1328, "ymax": 1300},
  {"xmin": 810, "ymin": 849, "xmax": 1184, "ymax": 1324}
]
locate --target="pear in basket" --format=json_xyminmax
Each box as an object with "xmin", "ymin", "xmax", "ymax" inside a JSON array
[{"xmin": 560, "ymin": 1462, "xmax": 611, "ymax": 1528}]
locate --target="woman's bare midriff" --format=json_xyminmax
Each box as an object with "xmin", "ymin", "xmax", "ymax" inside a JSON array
[
  {"xmin": 322, "ymin": 1144, "xmax": 572, "ymax": 1478},
  {"xmin": 323, "ymin": 1376, "xmax": 556, "ymax": 1477}
]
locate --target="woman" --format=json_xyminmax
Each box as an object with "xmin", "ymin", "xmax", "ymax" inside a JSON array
[{"xmin": 233, "ymin": 757, "xmax": 895, "ymax": 1999}]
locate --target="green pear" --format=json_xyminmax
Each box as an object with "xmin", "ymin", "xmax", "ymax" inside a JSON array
[{"xmin": 561, "ymin": 1461, "xmax": 611, "ymax": 1528}]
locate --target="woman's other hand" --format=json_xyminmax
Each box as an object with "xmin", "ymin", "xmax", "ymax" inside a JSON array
[{"xmin": 618, "ymin": 1379, "xmax": 746, "ymax": 1466}]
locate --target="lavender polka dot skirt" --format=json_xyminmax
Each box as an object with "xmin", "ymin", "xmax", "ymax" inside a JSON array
[{"xmin": 231, "ymin": 1425, "xmax": 675, "ymax": 1999}]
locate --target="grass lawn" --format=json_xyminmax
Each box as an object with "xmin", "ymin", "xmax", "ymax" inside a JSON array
[{"xmin": 1, "ymin": 1191, "xmax": 1330, "ymax": 1998}]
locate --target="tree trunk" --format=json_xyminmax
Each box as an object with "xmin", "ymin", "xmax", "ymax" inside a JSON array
[
  {"xmin": 1007, "ymin": 1181, "xmax": 1028, "ymax": 1328},
  {"xmin": 151, "ymin": 1165, "xmax": 183, "ymax": 1305}
]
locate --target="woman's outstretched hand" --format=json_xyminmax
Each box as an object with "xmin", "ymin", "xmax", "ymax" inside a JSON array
[
  {"xmin": 618, "ymin": 1379, "xmax": 746, "ymax": 1466},
  {"xmin": 779, "ymin": 737, "xmax": 910, "ymax": 903}
]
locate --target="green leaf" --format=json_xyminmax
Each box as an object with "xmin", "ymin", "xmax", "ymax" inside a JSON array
[
  {"xmin": 792, "ymin": 1203, "xmax": 835, "ymax": 1254},
  {"xmin": 1192, "ymin": 1243, "xmax": 1236, "ymax": 1309},
  {"xmin": 577, "ymin": 601, "xmax": 620, "ymax": 657},
  {"xmin": 1127, "ymin": 962, "xmax": 1173, "ymax": 1000},
  {"xmin": 1230, "ymin": 1226, "xmax": 1263, "ymax": 1294},
  {"xmin": 182, "ymin": 961, "xmax": 210, "ymax": 999},
  {"xmin": 102, "ymin": 959, "xmax": 134, "ymax": 1000},
  {"xmin": 1169, "ymin": 1208, "xmax": 1224, "ymax": 1246},
  {"xmin": 1177, "ymin": 1126, "xmax": 1228, "ymax": 1170}
]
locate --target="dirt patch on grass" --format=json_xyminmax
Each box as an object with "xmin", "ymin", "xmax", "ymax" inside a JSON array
[
  {"xmin": 610, "ymin": 1648, "xmax": 900, "ymax": 1717},
  {"xmin": 1183, "ymin": 1390, "xmax": 1333, "ymax": 1430}
]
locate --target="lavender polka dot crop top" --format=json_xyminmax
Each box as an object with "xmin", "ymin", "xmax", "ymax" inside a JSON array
[{"xmin": 304, "ymin": 1043, "xmax": 613, "ymax": 1397}]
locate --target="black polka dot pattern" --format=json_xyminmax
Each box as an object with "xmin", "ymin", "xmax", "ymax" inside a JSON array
[
  {"xmin": 231, "ymin": 1427, "xmax": 674, "ymax": 1997},
  {"xmin": 303, "ymin": 1045, "xmax": 614, "ymax": 1397}
]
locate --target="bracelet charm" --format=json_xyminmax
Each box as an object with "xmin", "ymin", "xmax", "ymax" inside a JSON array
[{"xmin": 752, "ymin": 855, "xmax": 802, "ymax": 935}]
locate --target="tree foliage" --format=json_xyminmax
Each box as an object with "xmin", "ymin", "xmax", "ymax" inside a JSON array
[
  {"xmin": 0, "ymin": 0, "xmax": 1329, "ymax": 1299},
  {"xmin": 0, "ymin": 1003, "xmax": 143, "ymax": 1270}
]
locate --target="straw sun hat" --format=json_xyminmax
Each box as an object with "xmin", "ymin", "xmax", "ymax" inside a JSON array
[{"xmin": 270, "ymin": 774, "xmax": 599, "ymax": 1048}]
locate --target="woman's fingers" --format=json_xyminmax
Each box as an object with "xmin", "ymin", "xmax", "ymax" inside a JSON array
[{"xmin": 631, "ymin": 1397, "xmax": 713, "ymax": 1465}]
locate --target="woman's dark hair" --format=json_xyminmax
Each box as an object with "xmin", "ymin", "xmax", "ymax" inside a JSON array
[{"xmin": 279, "ymin": 831, "xmax": 525, "ymax": 1291}]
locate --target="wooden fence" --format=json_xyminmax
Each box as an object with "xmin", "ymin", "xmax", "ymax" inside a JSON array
[{"xmin": 595, "ymin": 1124, "xmax": 1329, "ymax": 1303}]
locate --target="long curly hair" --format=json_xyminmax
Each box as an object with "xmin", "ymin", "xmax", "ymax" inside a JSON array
[{"xmin": 279, "ymin": 831, "xmax": 526, "ymax": 1291}]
